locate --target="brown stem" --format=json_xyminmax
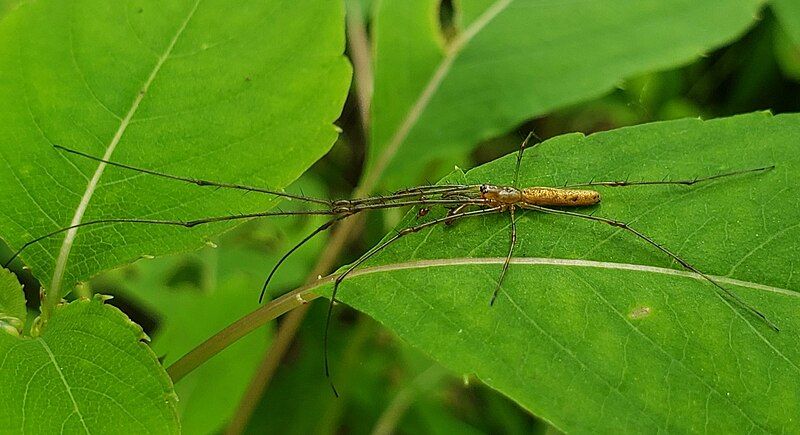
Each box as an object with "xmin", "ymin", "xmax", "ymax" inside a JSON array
[
  {"xmin": 223, "ymin": 304, "xmax": 310, "ymax": 435},
  {"xmin": 346, "ymin": 0, "xmax": 373, "ymax": 128}
]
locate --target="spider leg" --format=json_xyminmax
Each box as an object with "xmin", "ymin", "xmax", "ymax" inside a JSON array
[
  {"xmin": 323, "ymin": 205, "xmax": 505, "ymax": 396},
  {"xmin": 521, "ymin": 204, "xmax": 779, "ymax": 332},
  {"xmin": 490, "ymin": 206, "xmax": 517, "ymax": 305}
]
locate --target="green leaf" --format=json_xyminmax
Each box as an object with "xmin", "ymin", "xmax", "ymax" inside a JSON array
[
  {"xmin": 331, "ymin": 112, "xmax": 800, "ymax": 433},
  {"xmin": 772, "ymin": 0, "xmax": 800, "ymax": 81},
  {"xmin": 0, "ymin": 295, "xmax": 179, "ymax": 433},
  {"xmin": 0, "ymin": 0, "xmax": 350, "ymax": 303},
  {"xmin": 0, "ymin": 0, "xmax": 21, "ymax": 19},
  {"xmin": 772, "ymin": 0, "xmax": 800, "ymax": 45},
  {"xmin": 0, "ymin": 268, "xmax": 25, "ymax": 334},
  {"xmin": 368, "ymin": 0, "xmax": 763, "ymax": 189}
]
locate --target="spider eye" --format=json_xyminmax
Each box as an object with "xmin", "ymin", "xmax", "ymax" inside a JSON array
[{"xmin": 480, "ymin": 185, "xmax": 488, "ymax": 193}]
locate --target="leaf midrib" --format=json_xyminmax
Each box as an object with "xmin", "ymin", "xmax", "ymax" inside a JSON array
[
  {"xmin": 331, "ymin": 257, "xmax": 798, "ymax": 297},
  {"xmin": 360, "ymin": 0, "xmax": 513, "ymax": 195},
  {"xmin": 38, "ymin": 339, "xmax": 90, "ymax": 434},
  {"xmin": 336, "ymin": 256, "xmax": 800, "ymax": 377},
  {"xmin": 377, "ymin": 259, "xmax": 770, "ymax": 431},
  {"xmin": 49, "ymin": 0, "xmax": 203, "ymax": 299}
]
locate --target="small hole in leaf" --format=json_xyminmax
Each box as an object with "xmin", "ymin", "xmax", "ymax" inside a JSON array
[{"xmin": 628, "ymin": 306, "xmax": 652, "ymax": 320}]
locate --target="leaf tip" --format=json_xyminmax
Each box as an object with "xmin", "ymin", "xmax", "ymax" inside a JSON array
[{"xmin": 95, "ymin": 293, "xmax": 114, "ymax": 302}]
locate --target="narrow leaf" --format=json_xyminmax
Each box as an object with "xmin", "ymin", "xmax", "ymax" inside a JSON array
[{"xmin": 368, "ymin": 0, "xmax": 763, "ymax": 188}]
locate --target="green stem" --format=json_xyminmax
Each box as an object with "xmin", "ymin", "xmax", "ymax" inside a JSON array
[
  {"xmin": 40, "ymin": 285, "xmax": 59, "ymax": 325},
  {"xmin": 166, "ymin": 282, "xmax": 323, "ymax": 383}
]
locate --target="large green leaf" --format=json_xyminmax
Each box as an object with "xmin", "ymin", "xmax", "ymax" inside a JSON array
[
  {"xmin": 0, "ymin": 0, "xmax": 20, "ymax": 19},
  {"xmin": 0, "ymin": 0, "xmax": 350, "ymax": 301},
  {"xmin": 329, "ymin": 112, "xmax": 800, "ymax": 432},
  {"xmin": 0, "ymin": 295, "xmax": 179, "ymax": 433},
  {"xmin": 368, "ymin": 0, "xmax": 762, "ymax": 189}
]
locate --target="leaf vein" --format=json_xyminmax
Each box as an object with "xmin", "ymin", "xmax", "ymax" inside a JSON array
[
  {"xmin": 39, "ymin": 339, "xmax": 90, "ymax": 434},
  {"xmin": 361, "ymin": 0, "xmax": 513, "ymax": 193},
  {"xmin": 49, "ymin": 0, "xmax": 204, "ymax": 298},
  {"xmin": 568, "ymin": 268, "xmax": 769, "ymax": 431}
]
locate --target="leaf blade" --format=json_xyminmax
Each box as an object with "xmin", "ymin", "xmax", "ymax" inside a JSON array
[
  {"xmin": 773, "ymin": 0, "xmax": 800, "ymax": 46},
  {"xmin": 331, "ymin": 112, "xmax": 800, "ymax": 432},
  {"xmin": 0, "ymin": 295, "xmax": 179, "ymax": 433},
  {"xmin": 0, "ymin": 0, "xmax": 351, "ymax": 299}
]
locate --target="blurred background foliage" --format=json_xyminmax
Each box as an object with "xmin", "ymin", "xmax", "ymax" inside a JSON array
[{"xmin": 2, "ymin": 0, "xmax": 799, "ymax": 433}]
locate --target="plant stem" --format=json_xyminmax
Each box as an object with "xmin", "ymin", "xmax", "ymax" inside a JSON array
[
  {"xmin": 371, "ymin": 365, "xmax": 448, "ymax": 435},
  {"xmin": 224, "ymin": 303, "xmax": 310, "ymax": 435},
  {"xmin": 165, "ymin": 283, "xmax": 321, "ymax": 383},
  {"xmin": 346, "ymin": 0, "xmax": 373, "ymax": 128},
  {"xmin": 222, "ymin": 212, "xmax": 365, "ymax": 431}
]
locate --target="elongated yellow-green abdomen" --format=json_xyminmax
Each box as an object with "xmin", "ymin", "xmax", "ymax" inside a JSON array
[{"xmin": 521, "ymin": 187, "xmax": 600, "ymax": 206}]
